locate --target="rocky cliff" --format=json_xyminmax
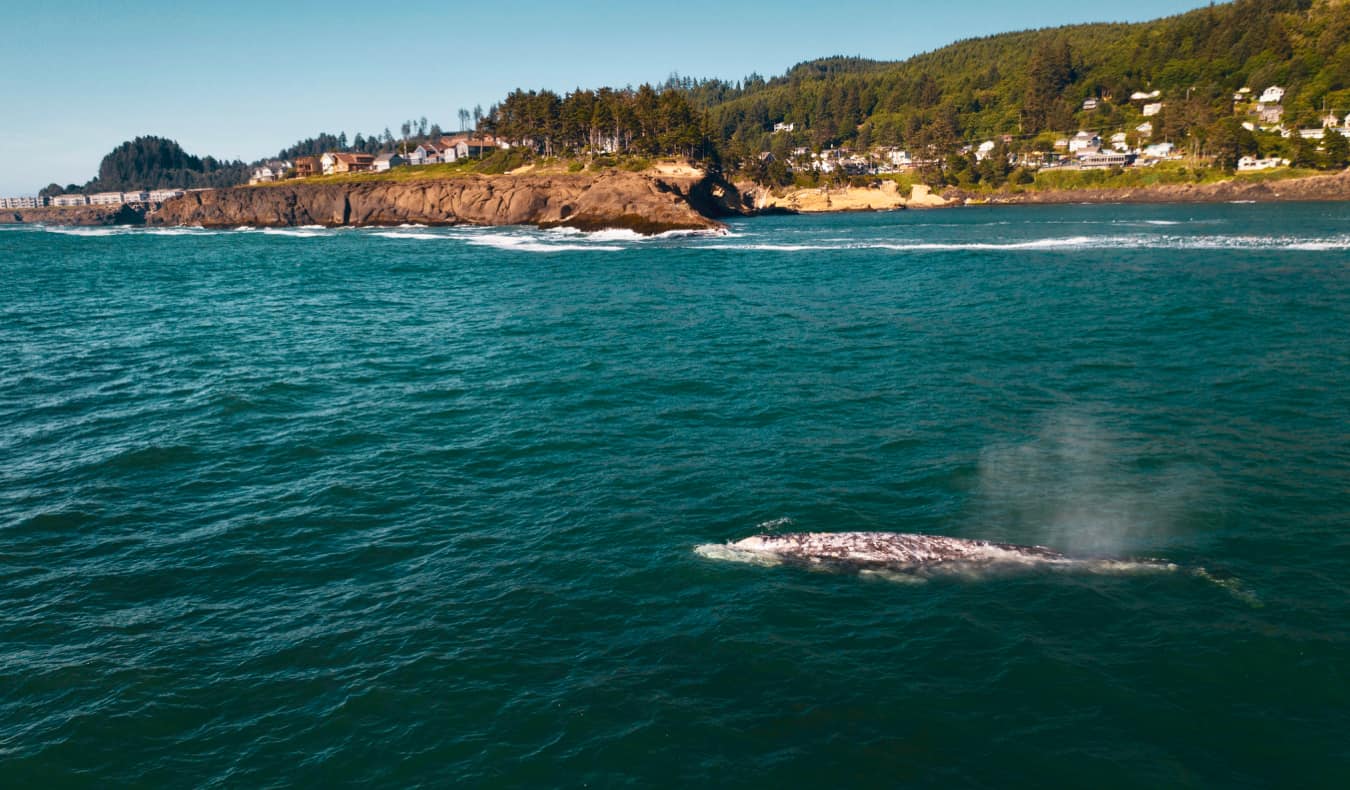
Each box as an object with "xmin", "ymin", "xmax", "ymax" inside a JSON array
[
  {"xmin": 0, "ymin": 204, "xmax": 146, "ymax": 226},
  {"xmin": 149, "ymin": 170, "xmax": 750, "ymax": 234}
]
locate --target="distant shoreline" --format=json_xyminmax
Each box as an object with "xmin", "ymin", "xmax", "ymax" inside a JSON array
[{"xmin": 5, "ymin": 168, "xmax": 1349, "ymax": 230}]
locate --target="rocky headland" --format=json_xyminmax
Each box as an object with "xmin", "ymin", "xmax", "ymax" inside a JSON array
[
  {"xmin": 1, "ymin": 204, "xmax": 146, "ymax": 226},
  {"xmin": 148, "ymin": 169, "xmax": 750, "ymax": 234}
]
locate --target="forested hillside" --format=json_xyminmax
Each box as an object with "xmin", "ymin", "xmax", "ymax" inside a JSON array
[
  {"xmin": 697, "ymin": 0, "xmax": 1349, "ymax": 167},
  {"xmin": 85, "ymin": 137, "xmax": 249, "ymax": 192}
]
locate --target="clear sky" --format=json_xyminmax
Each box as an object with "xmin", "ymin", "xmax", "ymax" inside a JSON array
[{"xmin": 1, "ymin": 0, "xmax": 1214, "ymax": 194}]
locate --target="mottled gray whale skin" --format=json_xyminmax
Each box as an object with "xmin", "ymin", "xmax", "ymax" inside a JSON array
[{"xmin": 695, "ymin": 531, "xmax": 1174, "ymax": 577}]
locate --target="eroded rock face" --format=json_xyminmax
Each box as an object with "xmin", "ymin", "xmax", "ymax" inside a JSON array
[
  {"xmin": 0, "ymin": 204, "xmax": 146, "ymax": 226},
  {"xmin": 149, "ymin": 170, "xmax": 749, "ymax": 234}
]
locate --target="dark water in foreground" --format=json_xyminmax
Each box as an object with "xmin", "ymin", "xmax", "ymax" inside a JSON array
[{"xmin": 2, "ymin": 205, "xmax": 1348, "ymax": 787}]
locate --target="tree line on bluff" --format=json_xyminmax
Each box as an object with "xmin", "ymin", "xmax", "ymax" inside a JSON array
[{"xmin": 58, "ymin": 0, "xmax": 1350, "ymax": 194}]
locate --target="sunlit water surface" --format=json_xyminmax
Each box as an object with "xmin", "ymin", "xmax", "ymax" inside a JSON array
[{"xmin": 2, "ymin": 204, "xmax": 1348, "ymax": 786}]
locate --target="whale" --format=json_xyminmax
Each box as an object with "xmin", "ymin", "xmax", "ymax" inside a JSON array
[
  {"xmin": 694, "ymin": 531, "xmax": 1178, "ymax": 579},
  {"xmin": 696, "ymin": 531, "xmax": 1259, "ymax": 603}
]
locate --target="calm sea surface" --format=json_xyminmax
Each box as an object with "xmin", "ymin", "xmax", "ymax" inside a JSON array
[{"xmin": 2, "ymin": 205, "xmax": 1348, "ymax": 787}]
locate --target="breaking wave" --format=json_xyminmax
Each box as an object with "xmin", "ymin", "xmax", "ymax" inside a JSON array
[{"xmin": 708, "ymin": 234, "xmax": 1350, "ymax": 252}]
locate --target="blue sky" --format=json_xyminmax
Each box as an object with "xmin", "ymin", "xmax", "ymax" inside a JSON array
[{"xmin": 1, "ymin": 0, "xmax": 1212, "ymax": 194}]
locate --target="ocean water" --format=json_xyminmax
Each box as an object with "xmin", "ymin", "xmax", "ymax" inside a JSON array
[{"xmin": 1, "ymin": 204, "xmax": 1347, "ymax": 787}]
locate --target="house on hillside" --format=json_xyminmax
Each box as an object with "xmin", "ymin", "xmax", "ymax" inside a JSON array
[
  {"xmin": 89, "ymin": 192, "xmax": 125, "ymax": 206},
  {"xmin": 51, "ymin": 194, "xmax": 89, "ymax": 207},
  {"xmin": 1136, "ymin": 121, "xmax": 1154, "ymax": 137},
  {"xmin": 1257, "ymin": 104, "xmax": 1284, "ymax": 124},
  {"xmin": 1068, "ymin": 131, "xmax": 1100, "ymax": 153},
  {"xmin": 1232, "ymin": 87, "xmax": 1252, "ymax": 102},
  {"xmin": 773, "ymin": 122, "xmax": 795, "ymax": 133},
  {"xmin": 373, "ymin": 153, "xmax": 405, "ymax": 172},
  {"xmin": 1081, "ymin": 98, "xmax": 1098, "ymax": 111},
  {"xmin": 148, "ymin": 189, "xmax": 183, "ymax": 202},
  {"xmin": 1142, "ymin": 142, "xmax": 1175, "ymax": 158},
  {"xmin": 1258, "ymin": 86, "xmax": 1285, "ymax": 104},
  {"xmin": 1142, "ymin": 102, "xmax": 1164, "ymax": 117},
  {"xmin": 449, "ymin": 138, "xmax": 498, "ymax": 161},
  {"xmin": 1130, "ymin": 90, "xmax": 1161, "ymax": 101},
  {"xmin": 1238, "ymin": 156, "xmax": 1287, "ymax": 171},
  {"xmin": 975, "ymin": 140, "xmax": 997, "ymax": 160},
  {"xmin": 1110, "ymin": 132, "xmax": 1129, "ymax": 151},
  {"xmin": 320, "ymin": 152, "xmax": 376, "ymax": 175},
  {"xmin": 122, "ymin": 190, "xmax": 149, "ymax": 204},
  {"xmin": 409, "ymin": 142, "xmax": 445, "ymax": 166},
  {"xmin": 293, "ymin": 157, "xmax": 321, "ymax": 177}
]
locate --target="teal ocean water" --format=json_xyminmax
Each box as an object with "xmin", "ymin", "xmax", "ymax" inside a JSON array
[{"xmin": 2, "ymin": 204, "xmax": 1348, "ymax": 786}]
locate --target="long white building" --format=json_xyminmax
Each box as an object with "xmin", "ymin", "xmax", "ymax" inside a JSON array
[{"xmin": 0, "ymin": 196, "xmax": 48, "ymax": 208}]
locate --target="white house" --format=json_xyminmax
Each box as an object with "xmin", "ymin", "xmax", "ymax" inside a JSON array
[
  {"xmin": 1238, "ymin": 156, "xmax": 1287, "ymax": 171},
  {"xmin": 51, "ymin": 194, "xmax": 89, "ymax": 207},
  {"xmin": 1109, "ymin": 132, "xmax": 1129, "ymax": 151},
  {"xmin": 1081, "ymin": 98, "xmax": 1098, "ymax": 111},
  {"xmin": 373, "ymin": 153, "xmax": 405, "ymax": 172},
  {"xmin": 1068, "ymin": 131, "xmax": 1101, "ymax": 153},
  {"xmin": 773, "ymin": 122, "xmax": 795, "ymax": 133},
  {"xmin": 1233, "ymin": 87, "xmax": 1252, "ymax": 101},
  {"xmin": 1258, "ymin": 85, "xmax": 1285, "ymax": 104},
  {"xmin": 1322, "ymin": 114, "xmax": 1342, "ymax": 128},
  {"xmin": 1142, "ymin": 102, "xmax": 1164, "ymax": 117},
  {"xmin": 148, "ymin": 189, "xmax": 183, "ymax": 203},
  {"xmin": 89, "ymin": 192, "xmax": 125, "ymax": 206},
  {"xmin": 122, "ymin": 190, "xmax": 149, "ymax": 203},
  {"xmin": 1130, "ymin": 90, "xmax": 1161, "ymax": 101},
  {"xmin": 409, "ymin": 142, "xmax": 444, "ymax": 166},
  {"xmin": 1298, "ymin": 128, "xmax": 1325, "ymax": 140},
  {"xmin": 1136, "ymin": 121, "xmax": 1154, "ymax": 137},
  {"xmin": 1143, "ymin": 142, "xmax": 1175, "ymax": 158},
  {"xmin": 975, "ymin": 140, "xmax": 997, "ymax": 160},
  {"xmin": 887, "ymin": 149, "xmax": 912, "ymax": 167}
]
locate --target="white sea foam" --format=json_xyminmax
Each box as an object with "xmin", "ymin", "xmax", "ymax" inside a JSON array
[
  {"xmin": 260, "ymin": 228, "xmax": 327, "ymax": 238},
  {"xmin": 468, "ymin": 233, "xmax": 623, "ymax": 253},
  {"xmin": 372, "ymin": 231, "xmax": 444, "ymax": 240},
  {"xmin": 42, "ymin": 227, "xmax": 124, "ymax": 236},
  {"xmin": 709, "ymin": 233, "xmax": 1350, "ymax": 253}
]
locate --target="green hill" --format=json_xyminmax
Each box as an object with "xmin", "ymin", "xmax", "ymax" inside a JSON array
[{"xmin": 698, "ymin": 0, "xmax": 1349, "ymax": 162}]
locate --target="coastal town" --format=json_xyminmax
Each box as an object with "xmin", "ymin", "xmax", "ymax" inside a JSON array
[
  {"xmin": 4, "ymin": 81, "xmax": 1348, "ymax": 210},
  {"xmin": 763, "ymin": 84, "xmax": 1348, "ymax": 178}
]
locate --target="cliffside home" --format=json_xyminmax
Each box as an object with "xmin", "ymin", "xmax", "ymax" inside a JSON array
[
  {"xmin": 293, "ymin": 157, "xmax": 321, "ymax": 177},
  {"xmin": 51, "ymin": 195, "xmax": 89, "ymax": 207},
  {"xmin": 320, "ymin": 152, "xmax": 375, "ymax": 175},
  {"xmin": 374, "ymin": 153, "xmax": 405, "ymax": 172},
  {"xmin": 1258, "ymin": 86, "xmax": 1286, "ymax": 104}
]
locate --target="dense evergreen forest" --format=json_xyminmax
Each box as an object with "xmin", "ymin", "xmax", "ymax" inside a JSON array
[{"xmin": 63, "ymin": 0, "xmax": 1349, "ymax": 192}]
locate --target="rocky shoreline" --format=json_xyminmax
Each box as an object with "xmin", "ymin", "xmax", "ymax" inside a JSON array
[
  {"xmin": 148, "ymin": 170, "xmax": 749, "ymax": 234},
  {"xmin": 951, "ymin": 167, "xmax": 1350, "ymax": 206},
  {"xmin": 5, "ymin": 168, "xmax": 1349, "ymax": 232}
]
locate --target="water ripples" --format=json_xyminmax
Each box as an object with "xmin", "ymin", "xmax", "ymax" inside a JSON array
[{"xmin": 1, "ymin": 203, "xmax": 1348, "ymax": 785}]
